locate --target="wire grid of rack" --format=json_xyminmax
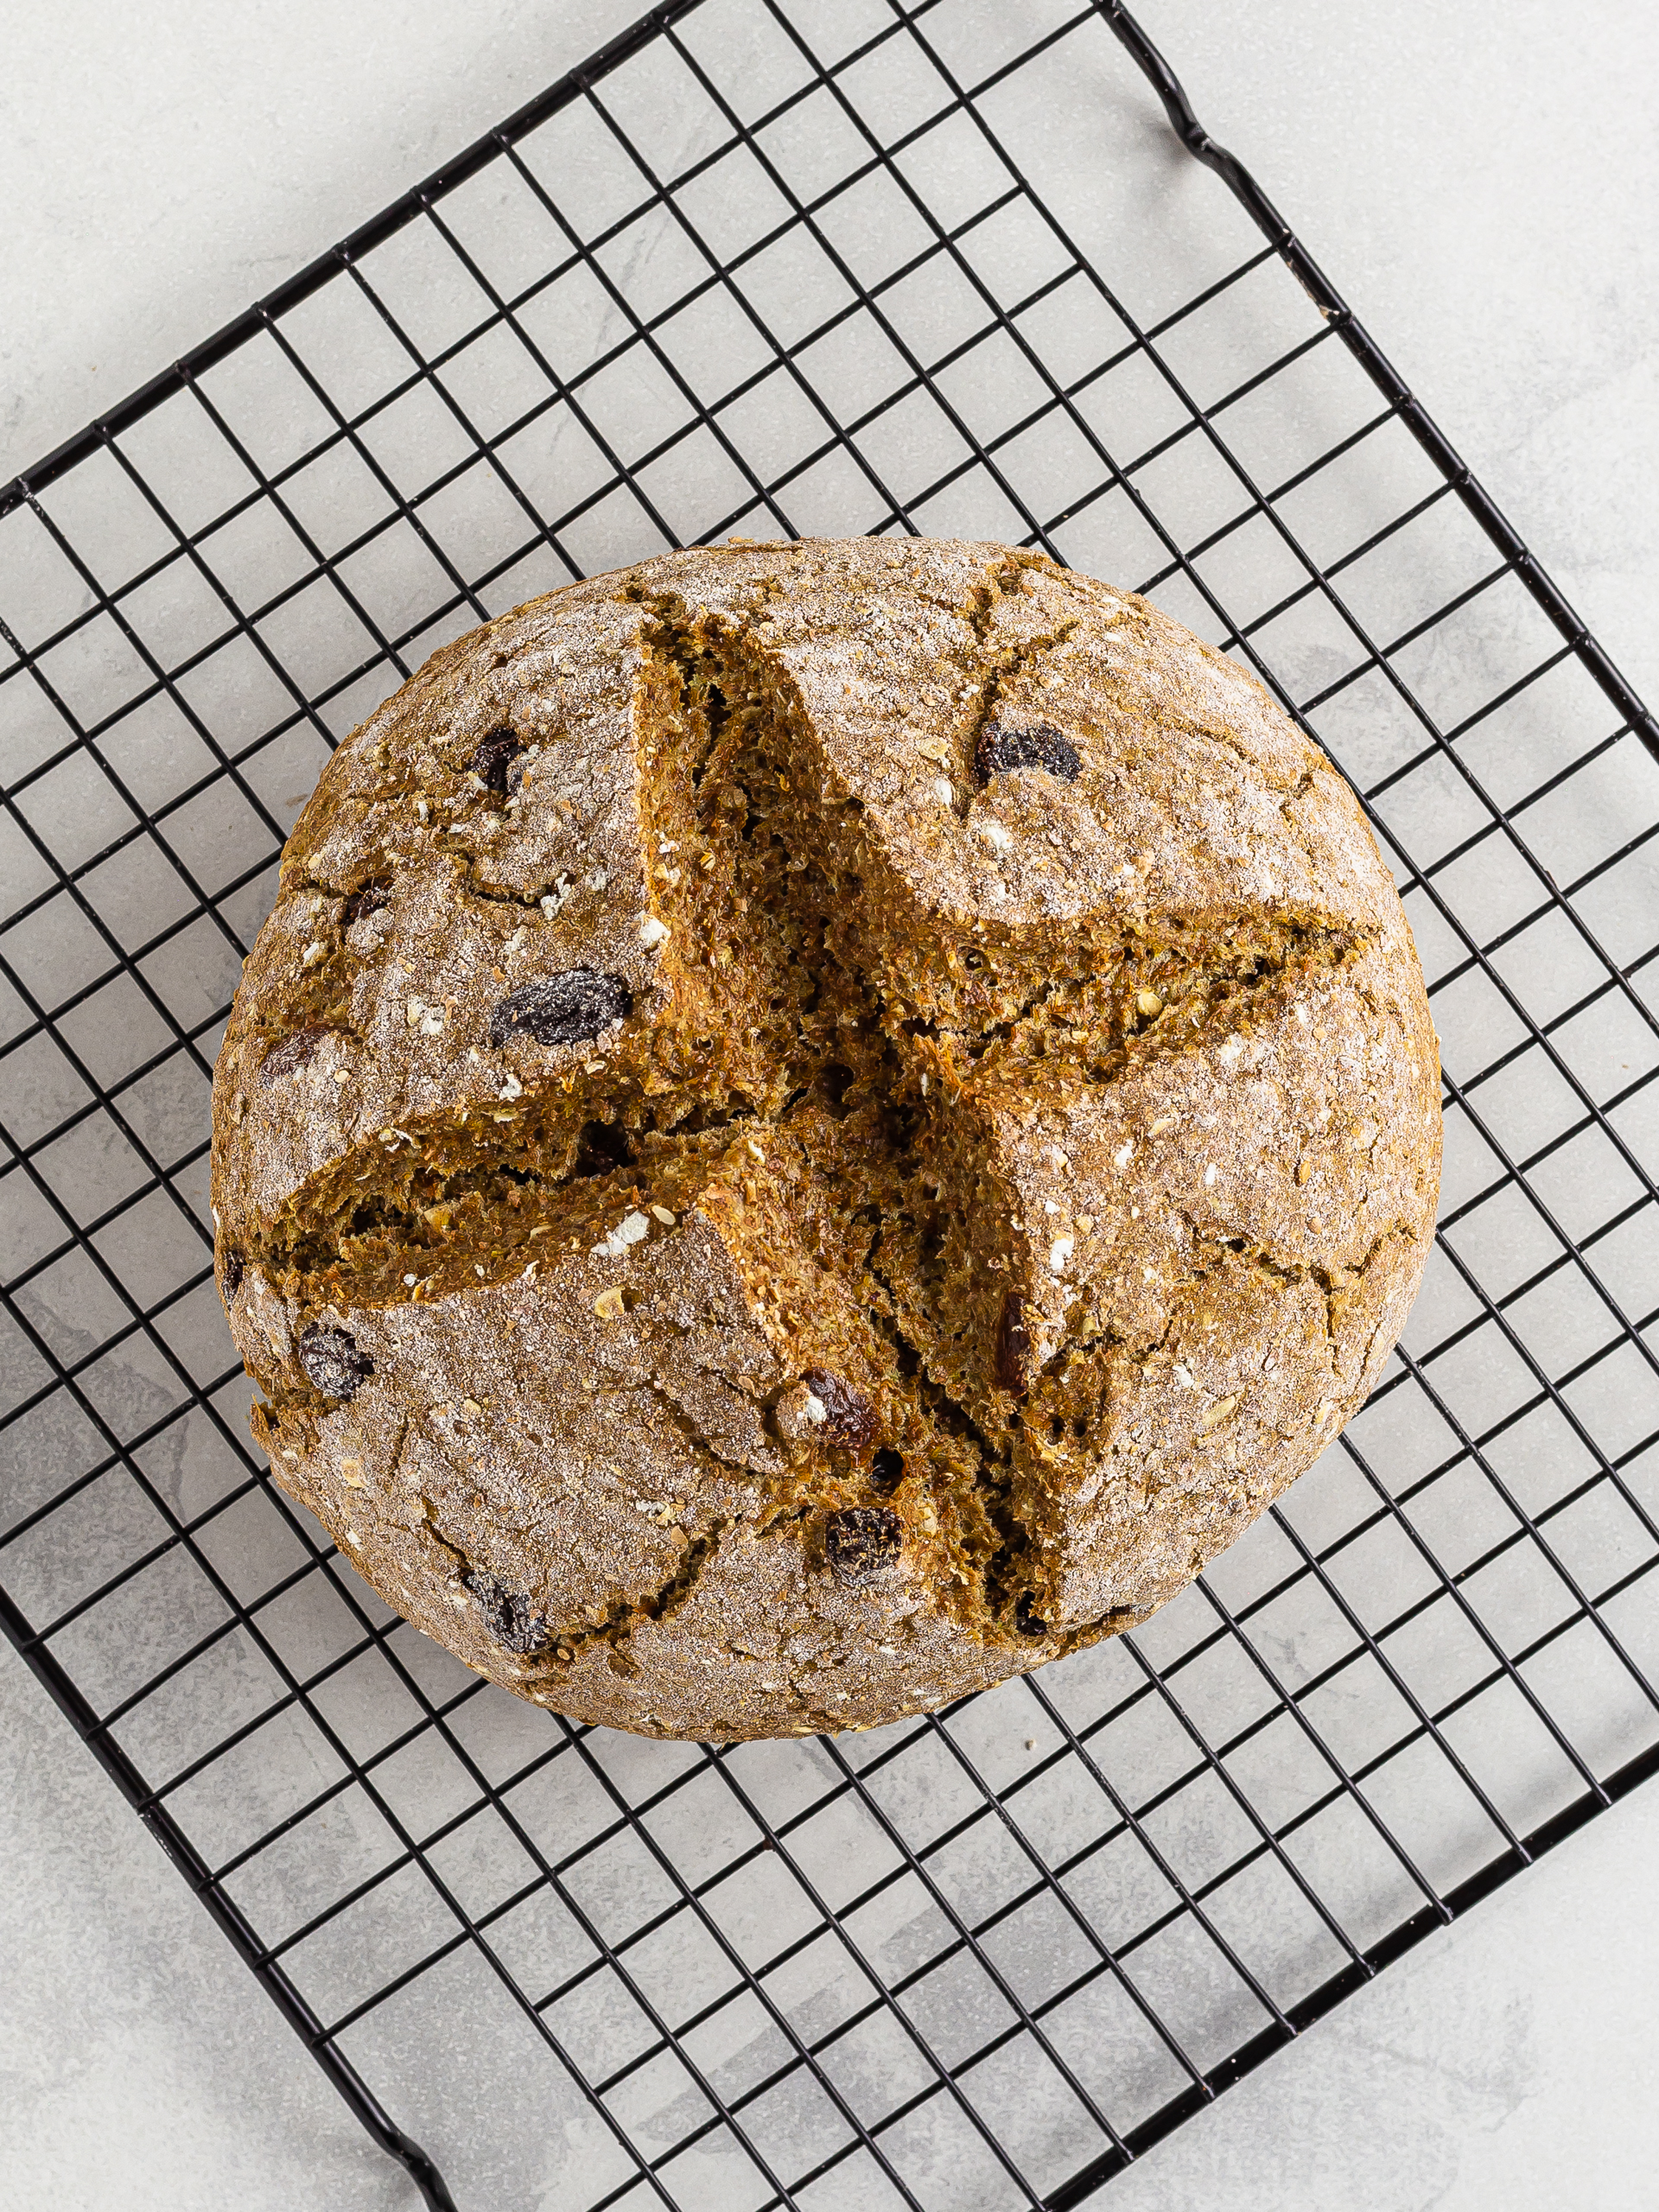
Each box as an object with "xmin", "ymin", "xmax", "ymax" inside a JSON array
[{"xmin": 3, "ymin": 2, "xmax": 1658, "ymax": 2206}]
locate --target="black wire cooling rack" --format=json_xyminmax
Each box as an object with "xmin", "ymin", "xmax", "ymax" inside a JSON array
[{"xmin": 4, "ymin": 3, "xmax": 1658, "ymax": 2206}]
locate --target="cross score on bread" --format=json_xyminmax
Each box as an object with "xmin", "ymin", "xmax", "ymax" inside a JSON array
[{"xmin": 210, "ymin": 539, "xmax": 1440, "ymax": 1741}]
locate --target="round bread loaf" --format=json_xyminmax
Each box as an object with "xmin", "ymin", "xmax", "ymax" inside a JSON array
[{"xmin": 211, "ymin": 538, "xmax": 1440, "ymax": 1740}]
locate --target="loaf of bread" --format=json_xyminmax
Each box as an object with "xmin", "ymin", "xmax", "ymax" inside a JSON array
[{"xmin": 211, "ymin": 538, "xmax": 1440, "ymax": 1739}]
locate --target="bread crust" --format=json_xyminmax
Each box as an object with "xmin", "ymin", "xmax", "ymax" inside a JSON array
[{"xmin": 211, "ymin": 538, "xmax": 1440, "ymax": 1738}]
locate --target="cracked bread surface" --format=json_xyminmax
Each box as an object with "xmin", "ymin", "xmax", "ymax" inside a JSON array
[{"xmin": 211, "ymin": 537, "xmax": 1440, "ymax": 1740}]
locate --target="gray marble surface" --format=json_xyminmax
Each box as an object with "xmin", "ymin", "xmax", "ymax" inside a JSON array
[{"xmin": 3, "ymin": 2, "xmax": 1656, "ymax": 2207}]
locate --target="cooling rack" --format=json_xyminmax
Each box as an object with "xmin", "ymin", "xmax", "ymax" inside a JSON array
[{"xmin": 3, "ymin": 3, "xmax": 1657, "ymax": 2206}]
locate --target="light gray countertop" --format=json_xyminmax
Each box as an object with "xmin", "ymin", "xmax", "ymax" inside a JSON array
[{"xmin": 3, "ymin": 3, "xmax": 1656, "ymax": 2206}]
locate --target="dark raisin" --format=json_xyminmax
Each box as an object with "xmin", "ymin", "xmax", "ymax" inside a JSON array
[
  {"xmin": 469, "ymin": 728, "xmax": 524, "ymax": 793},
  {"xmin": 994, "ymin": 1290, "xmax": 1032, "ymax": 1396},
  {"xmin": 297, "ymin": 1323, "xmax": 374, "ymax": 1400},
  {"xmin": 1015, "ymin": 1591, "xmax": 1050, "ymax": 1637},
  {"xmin": 974, "ymin": 718, "xmax": 1083, "ymax": 785},
  {"xmin": 574, "ymin": 1119, "xmax": 635, "ymax": 1177},
  {"xmin": 220, "ymin": 1249, "xmax": 245, "ymax": 1299},
  {"xmin": 257, "ymin": 1025, "xmax": 340, "ymax": 1086},
  {"xmin": 489, "ymin": 970, "xmax": 633, "ymax": 1050},
  {"xmin": 870, "ymin": 1448, "xmax": 905, "ymax": 1494},
  {"xmin": 464, "ymin": 1568, "xmax": 551, "ymax": 1655},
  {"xmin": 341, "ymin": 880, "xmax": 391, "ymax": 927},
  {"xmin": 802, "ymin": 1368, "xmax": 877, "ymax": 1451},
  {"xmin": 825, "ymin": 1506, "xmax": 903, "ymax": 1587}
]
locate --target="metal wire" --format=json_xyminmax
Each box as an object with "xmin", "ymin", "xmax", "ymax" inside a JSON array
[{"xmin": 3, "ymin": 3, "xmax": 1656, "ymax": 2207}]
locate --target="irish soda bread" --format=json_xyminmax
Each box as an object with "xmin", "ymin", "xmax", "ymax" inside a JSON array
[{"xmin": 212, "ymin": 538, "xmax": 1440, "ymax": 1739}]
